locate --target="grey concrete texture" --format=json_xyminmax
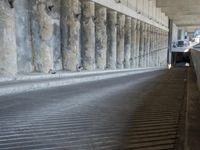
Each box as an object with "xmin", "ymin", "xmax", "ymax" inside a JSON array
[
  {"xmin": 146, "ymin": 24, "xmax": 151, "ymax": 67},
  {"xmin": 81, "ymin": 0, "xmax": 96, "ymax": 71},
  {"xmin": 106, "ymin": 10, "xmax": 117, "ymax": 70},
  {"xmin": 0, "ymin": 68, "xmax": 163, "ymax": 96},
  {"xmin": 116, "ymin": 14, "xmax": 125, "ymax": 69},
  {"xmin": 61, "ymin": 0, "xmax": 81, "ymax": 71},
  {"xmin": 185, "ymin": 67, "xmax": 200, "ymax": 150},
  {"xmin": 131, "ymin": 19, "xmax": 137, "ymax": 68},
  {"xmin": 139, "ymin": 22, "xmax": 145, "ymax": 67},
  {"xmin": 0, "ymin": 68, "xmax": 186, "ymax": 150},
  {"xmin": 135, "ymin": 20, "xmax": 141, "ymax": 68},
  {"xmin": 190, "ymin": 49, "xmax": 200, "ymax": 90},
  {"xmin": 0, "ymin": 0, "xmax": 17, "ymax": 75},
  {"xmin": 143, "ymin": 23, "xmax": 148, "ymax": 67},
  {"xmin": 95, "ymin": 6, "xmax": 107, "ymax": 70},
  {"xmin": 31, "ymin": 0, "xmax": 62, "ymax": 73},
  {"xmin": 0, "ymin": 0, "xmax": 169, "ymax": 76},
  {"xmin": 124, "ymin": 16, "xmax": 132, "ymax": 69},
  {"xmin": 156, "ymin": 0, "xmax": 200, "ymax": 31},
  {"xmin": 15, "ymin": 0, "xmax": 33, "ymax": 73}
]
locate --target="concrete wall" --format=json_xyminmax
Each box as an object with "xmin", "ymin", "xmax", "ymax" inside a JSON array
[
  {"xmin": 0, "ymin": 0, "xmax": 169, "ymax": 75},
  {"xmin": 172, "ymin": 23, "xmax": 178, "ymax": 43},
  {"xmin": 191, "ymin": 49, "xmax": 200, "ymax": 90}
]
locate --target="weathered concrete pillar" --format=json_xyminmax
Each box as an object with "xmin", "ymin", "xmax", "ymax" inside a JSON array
[
  {"xmin": 116, "ymin": 14, "xmax": 125, "ymax": 69},
  {"xmin": 160, "ymin": 30, "xmax": 168, "ymax": 67},
  {"xmin": 0, "ymin": 0, "xmax": 17, "ymax": 75},
  {"xmin": 131, "ymin": 18, "xmax": 137, "ymax": 68},
  {"xmin": 124, "ymin": 16, "xmax": 131, "ymax": 69},
  {"xmin": 139, "ymin": 22, "xmax": 144, "ymax": 67},
  {"xmin": 150, "ymin": 26, "xmax": 154, "ymax": 67},
  {"xmin": 61, "ymin": 0, "xmax": 81, "ymax": 71},
  {"xmin": 149, "ymin": 25, "xmax": 153, "ymax": 67},
  {"xmin": 143, "ymin": 23, "xmax": 148, "ymax": 67},
  {"xmin": 107, "ymin": 10, "xmax": 117, "ymax": 69},
  {"xmin": 159, "ymin": 29, "xmax": 162, "ymax": 66},
  {"xmin": 153, "ymin": 27, "xmax": 157, "ymax": 67},
  {"xmin": 136, "ymin": 20, "xmax": 141, "ymax": 68},
  {"xmin": 146, "ymin": 24, "xmax": 151, "ymax": 67},
  {"xmin": 31, "ymin": 0, "xmax": 58, "ymax": 73},
  {"xmin": 157, "ymin": 29, "xmax": 160, "ymax": 67},
  {"xmin": 15, "ymin": 0, "xmax": 33, "ymax": 73},
  {"xmin": 81, "ymin": 0, "xmax": 95, "ymax": 70},
  {"xmin": 155, "ymin": 28, "xmax": 159, "ymax": 67},
  {"xmin": 95, "ymin": 6, "xmax": 107, "ymax": 70}
]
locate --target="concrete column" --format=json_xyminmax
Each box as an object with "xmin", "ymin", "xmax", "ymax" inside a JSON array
[
  {"xmin": 107, "ymin": 10, "xmax": 117, "ymax": 69},
  {"xmin": 152, "ymin": 27, "xmax": 155, "ymax": 67},
  {"xmin": 49, "ymin": 1, "xmax": 62, "ymax": 71},
  {"xmin": 95, "ymin": 6, "xmax": 107, "ymax": 70},
  {"xmin": 143, "ymin": 23, "xmax": 148, "ymax": 67},
  {"xmin": 131, "ymin": 18, "xmax": 137, "ymax": 68},
  {"xmin": 0, "ymin": 0, "xmax": 17, "ymax": 75},
  {"xmin": 156, "ymin": 28, "xmax": 159, "ymax": 66},
  {"xmin": 146, "ymin": 24, "xmax": 151, "ymax": 67},
  {"xmin": 160, "ymin": 30, "xmax": 168, "ymax": 67},
  {"xmin": 159, "ymin": 30, "xmax": 162, "ymax": 67},
  {"xmin": 149, "ymin": 26, "xmax": 154, "ymax": 67},
  {"xmin": 139, "ymin": 22, "xmax": 144, "ymax": 68},
  {"xmin": 81, "ymin": 0, "xmax": 95, "ymax": 70},
  {"xmin": 31, "ymin": 0, "xmax": 56, "ymax": 73},
  {"xmin": 154, "ymin": 27, "xmax": 158, "ymax": 67},
  {"xmin": 149, "ymin": 25, "xmax": 152, "ymax": 67},
  {"xmin": 136, "ymin": 20, "xmax": 141, "ymax": 68},
  {"xmin": 15, "ymin": 0, "xmax": 33, "ymax": 73},
  {"xmin": 158, "ymin": 29, "xmax": 161, "ymax": 67},
  {"xmin": 116, "ymin": 14, "xmax": 125, "ymax": 69},
  {"xmin": 61, "ymin": 0, "xmax": 81, "ymax": 71},
  {"xmin": 124, "ymin": 16, "xmax": 131, "ymax": 69}
]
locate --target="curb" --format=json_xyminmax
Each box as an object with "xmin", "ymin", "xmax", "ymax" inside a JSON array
[{"xmin": 0, "ymin": 68, "xmax": 165, "ymax": 97}]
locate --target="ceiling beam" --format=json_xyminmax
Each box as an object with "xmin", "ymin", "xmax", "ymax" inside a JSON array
[{"xmin": 156, "ymin": 0, "xmax": 200, "ymax": 7}]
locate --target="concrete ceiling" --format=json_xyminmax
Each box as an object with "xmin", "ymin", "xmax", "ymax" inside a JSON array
[{"xmin": 155, "ymin": 0, "xmax": 200, "ymax": 32}]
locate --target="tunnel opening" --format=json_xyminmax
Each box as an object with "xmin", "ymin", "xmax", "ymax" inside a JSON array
[{"xmin": 172, "ymin": 52, "xmax": 190, "ymax": 67}]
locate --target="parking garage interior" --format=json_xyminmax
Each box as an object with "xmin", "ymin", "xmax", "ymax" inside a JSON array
[{"xmin": 0, "ymin": 0, "xmax": 200, "ymax": 150}]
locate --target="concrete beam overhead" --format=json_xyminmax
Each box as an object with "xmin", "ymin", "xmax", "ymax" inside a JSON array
[
  {"xmin": 156, "ymin": 0, "xmax": 200, "ymax": 30},
  {"xmin": 91, "ymin": 0, "xmax": 169, "ymax": 31},
  {"xmin": 156, "ymin": 0, "xmax": 200, "ymax": 7}
]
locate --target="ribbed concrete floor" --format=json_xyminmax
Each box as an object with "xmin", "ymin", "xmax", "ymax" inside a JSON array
[{"xmin": 0, "ymin": 68, "xmax": 186, "ymax": 150}]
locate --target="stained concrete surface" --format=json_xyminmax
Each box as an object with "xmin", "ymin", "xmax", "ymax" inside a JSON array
[
  {"xmin": 81, "ymin": 1, "xmax": 95, "ymax": 71},
  {"xmin": 107, "ymin": 10, "xmax": 117, "ymax": 70},
  {"xmin": 15, "ymin": 0, "xmax": 33, "ymax": 73},
  {"xmin": 0, "ymin": 68, "xmax": 186, "ymax": 150},
  {"xmin": 31, "ymin": 0, "xmax": 62, "ymax": 73},
  {"xmin": 116, "ymin": 14, "xmax": 125, "ymax": 69},
  {"xmin": 61, "ymin": 0, "xmax": 81, "ymax": 71},
  {"xmin": 185, "ymin": 68, "xmax": 200, "ymax": 150},
  {"xmin": 0, "ymin": 0, "xmax": 17, "ymax": 75},
  {"xmin": 95, "ymin": 6, "xmax": 107, "ymax": 70}
]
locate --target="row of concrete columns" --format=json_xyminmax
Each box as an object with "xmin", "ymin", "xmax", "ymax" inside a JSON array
[{"xmin": 0, "ymin": 0, "xmax": 168, "ymax": 75}]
